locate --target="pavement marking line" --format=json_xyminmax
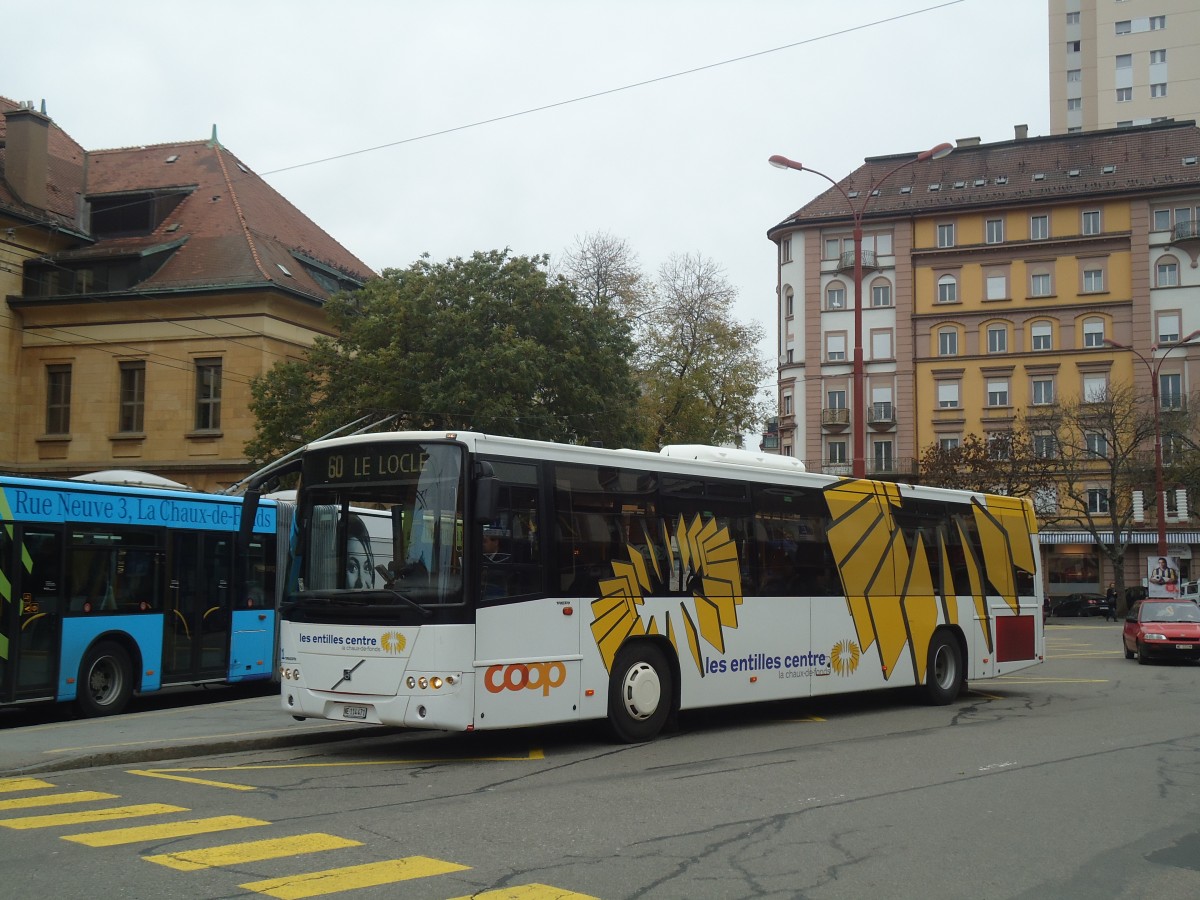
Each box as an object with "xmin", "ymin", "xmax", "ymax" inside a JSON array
[
  {"xmin": 448, "ymin": 886, "xmax": 600, "ymax": 900},
  {"xmin": 0, "ymin": 803, "xmax": 187, "ymax": 830},
  {"xmin": 0, "ymin": 778, "xmax": 56, "ymax": 793},
  {"xmin": 44, "ymin": 723, "xmax": 365, "ymax": 755},
  {"xmin": 0, "ymin": 790, "xmax": 119, "ymax": 811},
  {"xmin": 63, "ymin": 815, "xmax": 272, "ymax": 847},
  {"xmin": 128, "ymin": 769, "xmax": 259, "ymax": 792},
  {"xmin": 240, "ymin": 856, "xmax": 471, "ymax": 899},
  {"xmin": 145, "ymin": 833, "xmax": 363, "ymax": 871}
]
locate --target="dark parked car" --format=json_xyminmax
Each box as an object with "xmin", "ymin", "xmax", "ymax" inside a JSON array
[
  {"xmin": 1122, "ymin": 599, "xmax": 1200, "ymax": 664},
  {"xmin": 1050, "ymin": 593, "xmax": 1111, "ymax": 617}
]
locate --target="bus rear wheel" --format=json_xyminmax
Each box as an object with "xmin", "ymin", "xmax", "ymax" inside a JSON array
[
  {"xmin": 77, "ymin": 641, "xmax": 134, "ymax": 717},
  {"xmin": 608, "ymin": 643, "xmax": 672, "ymax": 743},
  {"xmin": 923, "ymin": 631, "xmax": 963, "ymax": 705}
]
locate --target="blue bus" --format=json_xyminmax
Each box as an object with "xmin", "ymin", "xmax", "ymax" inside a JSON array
[{"xmin": 0, "ymin": 473, "xmax": 287, "ymax": 716}]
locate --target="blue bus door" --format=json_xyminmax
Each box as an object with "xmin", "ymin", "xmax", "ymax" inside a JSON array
[
  {"xmin": 0, "ymin": 526, "xmax": 63, "ymax": 703},
  {"xmin": 163, "ymin": 532, "xmax": 231, "ymax": 683}
]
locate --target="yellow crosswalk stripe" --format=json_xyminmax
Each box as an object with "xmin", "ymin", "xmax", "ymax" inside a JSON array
[
  {"xmin": 241, "ymin": 856, "xmax": 471, "ymax": 899},
  {"xmin": 64, "ymin": 815, "xmax": 271, "ymax": 847},
  {"xmin": 0, "ymin": 803, "xmax": 186, "ymax": 830},
  {"xmin": 0, "ymin": 791, "xmax": 118, "ymax": 811},
  {"xmin": 146, "ymin": 833, "xmax": 363, "ymax": 871},
  {"xmin": 0, "ymin": 778, "xmax": 55, "ymax": 793},
  {"xmin": 448, "ymin": 886, "xmax": 600, "ymax": 899}
]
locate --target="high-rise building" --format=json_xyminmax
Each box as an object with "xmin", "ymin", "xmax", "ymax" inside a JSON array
[
  {"xmin": 1050, "ymin": 0, "xmax": 1200, "ymax": 134},
  {"xmin": 767, "ymin": 120, "xmax": 1200, "ymax": 597}
]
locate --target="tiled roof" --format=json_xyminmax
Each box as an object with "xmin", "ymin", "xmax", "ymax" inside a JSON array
[
  {"xmin": 0, "ymin": 96, "xmax": 86, "ymax": 230},
  {"xmin": 768, "ymin": 120, "xmax": 1200, "ymax": 237},
  {"xmin": 2, "ymin": 97, "xmax": 374, "ymax": 302}
]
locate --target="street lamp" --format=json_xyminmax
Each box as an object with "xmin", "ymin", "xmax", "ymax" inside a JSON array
[
  {"xmin": 770, "ymin": 142, "xmax": 953, "ymax": 478},
  {"xmin": 1104, "ymin": 329, "xmax": 1200, "ymax": 555}
]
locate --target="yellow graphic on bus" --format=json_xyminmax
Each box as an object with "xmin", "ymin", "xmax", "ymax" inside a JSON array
[{"xmin": 588, "ymin": 484, "xmax": 1036, "ymax": 685}]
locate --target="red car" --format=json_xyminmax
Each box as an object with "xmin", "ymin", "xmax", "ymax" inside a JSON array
[{"xmin": 1122, "ymin": 600, "xmax": 1200, "ymax": 664}]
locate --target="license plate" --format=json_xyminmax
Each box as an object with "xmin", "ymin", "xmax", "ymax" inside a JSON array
[
  {"xmin": 342, "ymin": 705, "xmax": 368, "ymax": 720},
  {"xmin": 1177, "ymin": 644, "xmax": 1192, "ymax": 651}
]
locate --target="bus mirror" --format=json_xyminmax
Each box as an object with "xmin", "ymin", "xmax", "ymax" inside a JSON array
[
  {"xmin": 475, "ymin": 474, "xmax": 499, "ymax": 524},
  {"xmin": 238, "ymin": 487, "xmax": 262, "ymax": 549}
]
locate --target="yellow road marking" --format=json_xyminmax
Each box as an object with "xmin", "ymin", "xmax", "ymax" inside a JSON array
[
  {"xmin": 127, "ymin": 769, "xmax": 258, "ymax": 792},
  {"xmin": 0, "ymin": 778, "xmax": 55, "ymax": 793},
  {"xmin": 0, "ymin": 803, "xmax": 185, "ymax": 830},
  {"xmin": 0, "ymin": 791, "xmax": 118, "ymax": 811},
  {"xmin": 64, "ymin": 815, "xmax": 270, "ymax": 847},
  {"xmin": 241, "ymin": 857, "xmax": 470, "ymax": 899},
  {"xmin": 448, "ymin": 886, "xmax": 600, "ymax": 900},
  {"xmin": 146, "ymin": 833, "xmax": 362, "ymax": 871}
]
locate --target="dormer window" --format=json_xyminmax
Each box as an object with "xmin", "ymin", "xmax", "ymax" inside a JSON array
[{"xmin": 88, "ymin": 189, "xmax": 190, "ymax": 239}]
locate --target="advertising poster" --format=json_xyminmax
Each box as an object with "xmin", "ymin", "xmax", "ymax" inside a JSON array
[{"xmin": 1147, "ymin": 555, "xmax": 1180, "ymax": 599}]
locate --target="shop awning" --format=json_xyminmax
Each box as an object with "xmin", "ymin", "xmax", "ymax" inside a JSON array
[{"xmin": 1039, "ymin": 531, "xmax": 1200, "ymax": 545}]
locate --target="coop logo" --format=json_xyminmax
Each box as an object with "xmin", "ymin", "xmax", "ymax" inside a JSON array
[{"xmin": 484, "ymin": 661, "xmax": 567, "ymax": 696}]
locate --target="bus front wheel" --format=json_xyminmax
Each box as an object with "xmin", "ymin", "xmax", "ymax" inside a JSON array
[
  {"xmin": 608, "ymin": 643, "xmax": 672, "ymax": 743},
  {"xmin": 923, "ymin": 631, "xmax": 963, "ymax": 706},
  {"xmin": 77, "ymin": 641, "xmax": 134, "ymax": 717}
]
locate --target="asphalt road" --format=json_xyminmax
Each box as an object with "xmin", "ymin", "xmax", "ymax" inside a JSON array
[{"xmin": 2, "ymin": 619, "xmax": 1198, "ymax": 899}]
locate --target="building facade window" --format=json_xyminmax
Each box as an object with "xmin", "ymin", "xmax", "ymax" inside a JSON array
[
  {"xmin": 986, "ymin": 274, "xmax": 1008, "ymax": 300},
  {"xmin": 46, "ymin": 364, "xmax": 72, "ymax": 435},
  {"xmin": 1083, "ymin": 268, "xmax": 1105, "ymax": 292},
  {"xmin": 1086, "ymin": 432, "xmax": 1108, "ymax": 458},
  {"xmin": 937, "ymin": 274, "xmax": 958, "ymax": 303},
  {"xmin": 1082, "ymin": 210, "xmax": 1101, "ymax": 234},
  {"xmin": 987, "ymin": 324, "xmax": 1008, "ymax": 354},
  {"xmin": 1068, "ymin": 40, "xmax": 1080, "ymax": 52},
  {"xmin": 1156, "ymin": 259, "xmax": 1179, "ymax": 287},
  {"xmin": 938, "ymin": 382, "xmax": 960, "ymax": 408},
  {"xmin": 871, "ymin": 281, "xmax": 892, "ymax": 307},
  {"xmin": 827, "ymin": 440, "xmax": 847, "ymax": 465},
  {"xmin": 1083, "ymin": 317, "xmax": 1105, "ymax": 347},
  {"xmin": 1066, "ymin": 11, "xmax": 1079, "ymax": 24},
  {"xmin": 827, "ymin": 389, "xmax": 846, "ymax": 409},
  {"xmin": 938, "ymin": 327, "xmax": 958, "ymax": 356},
  {"xmin": 1034, "ymin": 434, "xmax": 1058, "ymax": 459},
  {"xmin": 939, "ymin": 437, "xmax": 960, "ymax": 451},
  {"xmin": 1032, "ymin": 322, "xmax": 1053, "ymax": 351},
  {"xmin": 826, "ymin": 333, "xmax": 846, "ymax": 361},
  {"xmin": 987, "ymin": 378, "xmax": 1010, "ymax": 407},
  {"xmin": 1067, "ymin": 98, "xmax": 1082, "ymax": 111},
  {"xmin": 1032, "ymin": 377, "xmax": 1055, "ymax": 405},
  {"xmin": 986, "ymin": 218, "xmax": 1005, "ymax": 243},
  {"xmin": 1031, "ymin": 272, "xmax": 1052, "ymax": 297},
  {"xmin": 1088, "ymin": 488, "xmax": 1110, "ymax": 514},
  {"xmin": 1067, "ymin": 69, "xmax": 1081, "ymax": 82},
  {"xmin": 1083, "ymin": 373, "xmax": 1108, "ymax": 402},
  {"xmin": 1151, "ymin": 83, "xmax": 1167, "ymax": 98},
  {"xmin": 785, "ymin": 287, "xmax": 794, "ymax": 317},
  {"xmin": 827, "ymin": 284, "xmax": 846, "ymax": 310},
  {"xmin": 1116, "ymin": 87, "xmax": 1132, "ymax": 102},
  {"xmin": 1116, "ymin": 54, "xmax": 1132, "ymax": 69},
  {"xmin": 1150, "ymin": 15, "xmax": 1165, "ymax": 30},
  {"xmin": 871, "ymin": 330, "xmax": 893, "ymax": 360},
  {"xmin": 1157, "ymin": 312, "xmax": 1180, "ymax": 343},
  {"xmin": 780, "ymin": 237, "xmax": 792, "ymax": 264},
  {"xmin": 937, "ymin": 223, "xmax": 955, "ymax": 248},
  {"xmin": 824, "ymin": 238, "xmax": 839, "ymax": 260},
  {"xmin": 118, "ymin": 361, "xmax": 146, "ymax": 433},
  {"xmin": 1151, "ymin": 49, "xmax": 1167, "ymax": 64},
  {"xmin": 1030, "ymin": 214, "xmax": 1049, "ymax": 240},
  {"xmin": 1160, "ymin": 373, "xmax": 1183, "ymax": 409},
  {"xmin": 194, "ymin": 358, "xmax": 222, "ymax": 431},
  {"xmin": 1153, "ymin": 208, "xmax": 1172, "ymax": 230}
]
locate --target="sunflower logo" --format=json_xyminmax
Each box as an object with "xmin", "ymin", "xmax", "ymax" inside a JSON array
[
  {"xmin": 380, "ymin": 631, "xmax": 407, "ymax": 654},
  {"xmin": 830, "ymin": 640, "xmax": 860, "ymax": 676}
]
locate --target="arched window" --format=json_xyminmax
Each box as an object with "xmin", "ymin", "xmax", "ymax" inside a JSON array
[
  {"xmin": 1083, "ymin": 317, "xmax": 1105, "ymax": 348},
  {"xmin": 826, "ymin": 281, "xmax": 846, "ymax": 310},
  {"xmin": 937, "ymin": 274, "xmax": 958, "ymax": 303}
]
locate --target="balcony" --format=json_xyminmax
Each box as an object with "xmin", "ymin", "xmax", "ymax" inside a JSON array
[
  {"xmin": 1171, "ymin": 220, "xmax": 1200, "ymax": 266},
  {"xmin": 837, "ymin": 249, "xmax": 878, "ymax": 274},
  {"xmin": 867, "ymin": 402, "xmax": 896, "ymax": 430},
  {"xmin": 821, "ymin": 407, "xmax": 851, "ymax": 431}
]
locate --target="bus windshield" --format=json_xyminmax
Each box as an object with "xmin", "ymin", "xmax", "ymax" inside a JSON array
[{"xmin": 296, "ymin": 443, "xmax": 465, "ymax": 608}]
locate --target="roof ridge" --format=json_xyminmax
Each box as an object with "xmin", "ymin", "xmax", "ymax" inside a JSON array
[
  {"xmin": 212, "ymin": 144, "xmax": 273, "ymax": 284},
  {"xmin": 87, "ymin": 139, "xmax": 211, "ymax": 155}
]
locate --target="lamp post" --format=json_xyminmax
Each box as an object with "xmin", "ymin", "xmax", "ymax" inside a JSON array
[
  {"xmin": 770, "ymin": 142, "xmax": 953, "ymax": 478},
  {"xmin": 1104, "ymin": 329, "xmax": 1200, "ymax": 555}
]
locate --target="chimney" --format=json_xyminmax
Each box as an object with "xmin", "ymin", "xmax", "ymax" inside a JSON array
[
  {"xmin": 956, "ymin": 136, "xmax": 981, "ymax": 147},
  {"xmin": 1015, "ymin": 124, "xmax": 1029, "ymax": 140},
  {"xmin": 3, "ymin": 105, "xmax": 51, "ymax": 209}
]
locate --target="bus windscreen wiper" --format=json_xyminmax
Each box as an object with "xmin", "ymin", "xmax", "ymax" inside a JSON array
[{"xmin": 349, "ymin": 589, "xmax": 433, "ymax": 618}]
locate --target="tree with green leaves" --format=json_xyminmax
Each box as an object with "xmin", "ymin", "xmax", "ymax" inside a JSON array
[
  {"xmin": 245, "ymin": 250, "xmax": 642, "ymax": 463},
  {"xmin": 632, "ymin": 252, "xmax": 772, "ymax": 450}
]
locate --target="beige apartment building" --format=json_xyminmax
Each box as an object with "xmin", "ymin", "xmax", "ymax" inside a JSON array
[
  {"xmin": 767, "ymin": 121, "xmax": 1200, "ymax": 597},
  {"xmin": 1050, "ymin": 0, "xmax": 1200, "ymax": 133},
  {"xmin": 1, "ymin": 98, "xmax": 373, "ymax": 491}
]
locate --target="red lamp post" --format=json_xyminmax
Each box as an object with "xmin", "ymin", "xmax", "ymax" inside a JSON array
[
  {"xmin": 769, "ymin": 143, "xmax": 952, "ymax": 478},
  {"xmin": 1105, "ymin": 329, "xmax": 1200, "ymax": 555}
]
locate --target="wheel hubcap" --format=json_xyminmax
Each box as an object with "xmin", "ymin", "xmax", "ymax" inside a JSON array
[
  {"xmin": 88, "ymin": 659, "xmax": 121, "ymax": 705},
  {"xmin": 621, "ymin": 661, "xmax": 661, "ymax": 721}
]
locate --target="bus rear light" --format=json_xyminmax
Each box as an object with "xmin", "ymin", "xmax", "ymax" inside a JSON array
[
  {"xmin": 430, "ymin": 677, "xmax": 443, "ymax": 689},
  {"xmin": 418, "ymin": 677, "xmax": 429, "ymax": 689},
  {"xmin": 406, "ymin": 676, "xmax": 416, "ymax": 689}
]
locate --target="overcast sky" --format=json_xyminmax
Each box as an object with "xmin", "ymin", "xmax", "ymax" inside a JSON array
[{"xmin": 7, "ymin": 0, "xmax": 1050, "ymax": 419}]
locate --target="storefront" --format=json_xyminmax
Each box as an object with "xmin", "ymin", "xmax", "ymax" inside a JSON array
[{"xmin": 1040, "ymin": 531, "xmax": 1198, "ymax": 598}]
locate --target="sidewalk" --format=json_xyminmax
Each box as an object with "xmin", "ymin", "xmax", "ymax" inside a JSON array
[{"xmin": 0, "ymin": 686, "xmax": 388, "ymax": 776}]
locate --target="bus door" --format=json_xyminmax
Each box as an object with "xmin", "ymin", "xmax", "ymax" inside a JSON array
[
  {"xmin": 164, "ymin": 531, "xmax": 232, "ymax": 682},
  {"xmin": 0, "ymin": 525, "xmax": 64, "ymax": 703}
]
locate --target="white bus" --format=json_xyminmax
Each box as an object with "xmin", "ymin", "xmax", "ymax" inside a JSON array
[{"xmin": 244, "ymin": 431, "xmax": 1044, "ymax": 742}]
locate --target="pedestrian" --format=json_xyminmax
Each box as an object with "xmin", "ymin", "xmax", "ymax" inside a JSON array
[{"xmin": 1105, "ymin": 582, "xmax": 1119, "ymax": 622}]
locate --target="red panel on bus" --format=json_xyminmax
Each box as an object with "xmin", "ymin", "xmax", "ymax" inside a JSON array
[{"xmin": 995, "ymin": 615, "xmax": 1035, "ymax": 662}]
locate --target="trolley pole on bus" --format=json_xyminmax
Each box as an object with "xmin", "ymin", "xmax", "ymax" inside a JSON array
[{"xmin": 769, "ymin": 143, "xmax": 952, "ymax": 478}]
